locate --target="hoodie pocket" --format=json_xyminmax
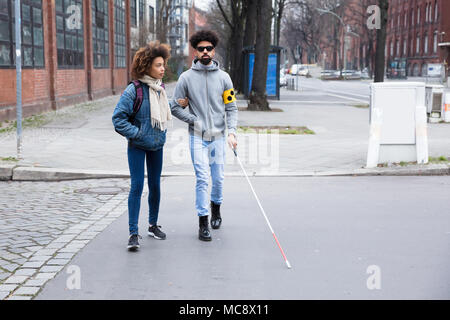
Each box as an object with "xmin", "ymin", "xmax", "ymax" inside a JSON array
[{"xmin": 211, "ymin": 114, "xmax": 225, "ymax": 134}]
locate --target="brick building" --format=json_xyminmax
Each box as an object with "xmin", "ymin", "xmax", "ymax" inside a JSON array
[
  {"xmin": 385, "ymin": 0, "xmax": 450, "ymax": 77},
  {"xmin": 0, "ymin": 0, "xmax": 135, "ymax": 122},
  {"xmin": 314, "ymin": 0, "xmax": 450, "ymax": 78}
]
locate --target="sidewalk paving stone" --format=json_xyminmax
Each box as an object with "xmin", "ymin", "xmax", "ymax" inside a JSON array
[
  {"xmin": 0, "ymin": 178, "xmax": 129, "ymax": 300},
  {"xmin": 13, "ymin": 286, "xmax": 40, "ymax": 295}
]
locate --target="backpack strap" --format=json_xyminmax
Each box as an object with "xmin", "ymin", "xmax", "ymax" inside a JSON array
[{"xmin": 129, "ymin": 80, "xmax": 143, "ymax": 123}]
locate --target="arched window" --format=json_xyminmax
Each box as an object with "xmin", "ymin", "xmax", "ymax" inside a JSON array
[
  {"xmin": 433, "ymin": 31, "xmax": 438, "ymax": 53},
  {"xmin": 424, "ymin": 33, "xmax": 429, "ymax": 54},
  {"xmin": 435, "ymin": 1, "xmax": 438, "ymax": 21},
  {"xmin": 416, "ymin": 34, "xmax": 420, "ymax": 54}
]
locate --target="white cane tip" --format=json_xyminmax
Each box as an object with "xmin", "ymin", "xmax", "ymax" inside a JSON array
[{"xmin": 286, "ymin": 261, "xmax": 292, "ymax": 269}]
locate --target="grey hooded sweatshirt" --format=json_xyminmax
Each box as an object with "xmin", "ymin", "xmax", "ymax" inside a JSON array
[{"xmin": 170, "ymin": 59, "xmax": 238, "ymax": 141}]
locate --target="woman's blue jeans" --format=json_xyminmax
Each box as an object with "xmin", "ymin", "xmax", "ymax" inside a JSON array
[{"xmin": 127, "ymin": 145, "xmax": 163, "ymax": 235}]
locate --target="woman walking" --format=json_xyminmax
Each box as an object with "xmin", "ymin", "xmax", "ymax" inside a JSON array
[{"xmin": 112, "ymin": 41, "xmax": 178, "ymax": 251}]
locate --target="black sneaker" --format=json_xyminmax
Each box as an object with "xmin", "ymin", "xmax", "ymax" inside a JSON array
[
  {"xmin": 148, "ymin": 225, "xmax": 166, "ymax": 240},
  {"xmin": 127, "ymin": 234, "xmax": 141, "ymax": 251},
  {"xmin": 210, "ymin": 201, "xmax": 222, "ymax": 229},
  {"xmin": 199, "ymin": 216, "xmax": 212, "ymax": 241}
]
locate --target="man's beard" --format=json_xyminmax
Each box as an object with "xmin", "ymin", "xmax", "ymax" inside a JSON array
[{"xmin": 200, "ymin": 55, "xmax": 212, "ymax": 65}]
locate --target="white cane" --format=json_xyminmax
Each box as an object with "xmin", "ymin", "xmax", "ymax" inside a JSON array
[{"xmin": 231, "ymin": 147, "xmax": 292, "ymax": 269}]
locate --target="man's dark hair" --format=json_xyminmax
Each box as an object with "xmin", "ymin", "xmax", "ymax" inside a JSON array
[{"xmin": 189, "ymin": 30, "xmax": 219, "ymax": 49}]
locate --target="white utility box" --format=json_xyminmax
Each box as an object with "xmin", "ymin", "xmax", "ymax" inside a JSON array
[{"xmin": 367, "ymin": 82, "xmax": 428, "ymax": 167}]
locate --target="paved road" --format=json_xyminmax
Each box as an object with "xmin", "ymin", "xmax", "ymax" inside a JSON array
[
  {"xmin": 284, "ymin": 76, "xmax": 371, "ymax": 105},
  {"xmin": 36, "ymin": 176, "xmax": 450, "ymax": 300}
]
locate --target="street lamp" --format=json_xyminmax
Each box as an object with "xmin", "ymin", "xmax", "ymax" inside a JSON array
[{"xmin": 316, "ymin": 8, "xmax": 360, "ymax": 74}]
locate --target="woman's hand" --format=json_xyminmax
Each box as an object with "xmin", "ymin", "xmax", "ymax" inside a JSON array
[{"xmin": 177, "ymin": 97, "xmax": 189, "ymax": 108}]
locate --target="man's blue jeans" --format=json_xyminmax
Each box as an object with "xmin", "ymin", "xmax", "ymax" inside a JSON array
[
  {"xmin": 127, "ymin": 145, "xmax": 163, "ymax": 235},
  {"xmin": 189, "ymin": 135, "xmax": 226, "ymax": 217}
]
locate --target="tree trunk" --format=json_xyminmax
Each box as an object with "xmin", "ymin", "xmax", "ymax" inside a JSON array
[
  {"xmin": 248, "ymin": 0, "xmax": 272, "ymax": 111},
  {"xmin": 374, "ymin": 0, "xmax": 389, "ymax": 82},
  {"xmin": 275, "ymin": 0, "xmax": 285, "ymax": 47},
  {"xmin": 243, "ymin": 0, "xmax": 256, "ymax": 48}
]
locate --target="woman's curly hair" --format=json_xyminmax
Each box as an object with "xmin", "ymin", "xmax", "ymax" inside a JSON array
[
  {"xmin": 131, "ymin": 41, "xmax": 171, "ymax": 80},
  {"xmin": 189, "ymin": 30, "xmax": 219, "ymax": 49}
]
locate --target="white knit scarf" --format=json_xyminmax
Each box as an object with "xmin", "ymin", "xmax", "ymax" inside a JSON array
[{"xmin": 138, "ymin": 75, "xmax": 172, "ymax": 130}]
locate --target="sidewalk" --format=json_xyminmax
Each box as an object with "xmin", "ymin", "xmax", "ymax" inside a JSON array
[{"xmin": 0, "ymin": 82, "xmax": 449, "ymax": 180}]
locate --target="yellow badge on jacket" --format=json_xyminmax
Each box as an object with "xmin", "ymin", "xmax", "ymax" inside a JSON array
[{"xmin": 223, "ymin": 88, "xmax": 236, "ymax": 104}]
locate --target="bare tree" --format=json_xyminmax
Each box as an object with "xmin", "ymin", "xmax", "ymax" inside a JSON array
[
  {"xmin": 243, "ymin": 0, "xmax": 257, "ymax": 48},
  {"xmin": 248, "ymin": 0, "xmax": 272, "ymax": 111},
  {"xmin": 215, "ymin": 0, "xmax": 248, "ymax": 92},
  {"xmin": 282, "ymin": 1, "xmax": 324, "ymax": 65},
  {"xmin": 273, "ymin": 0, "xmax": 287, "ymax": 46},
  {"xmin": 204, "ymin": 3, "xmax": 231, "ymax": 69}
]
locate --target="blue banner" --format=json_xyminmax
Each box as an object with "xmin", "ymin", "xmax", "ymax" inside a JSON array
[{"xmin": 248, "ymin": 53, "xmax": 277, "ymax": 96}]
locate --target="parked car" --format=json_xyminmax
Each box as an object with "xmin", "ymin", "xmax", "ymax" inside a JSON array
[
  {"xmin": 289, "ymin": 64, "xmax": 309, "ymax": 76},
  {"xmin": 289, "ymin": 64, "xmax": 300, "ymax": 75},
  {"xmin": 280, "ymin": 71, "xmax": 287, "ymax": 87},
  {"xmin": 361, "ymin": 67, "xmax": 371, "ymax": 79},
  {"xmin": 320, "ymin": 70, "xmax": 340, "ymax": 80},
  {"xmin": 342, "ymin": 70, "xmax": 362, "ymax": 80}
]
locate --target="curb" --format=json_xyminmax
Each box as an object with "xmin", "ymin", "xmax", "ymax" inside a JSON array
[
  {"xmin": 0, "ymin": 164, "xmax": 17, "ymax": 181},
  {"xmin": 1, "ymin": 164, "xmax": 449, "ymax": 181}
]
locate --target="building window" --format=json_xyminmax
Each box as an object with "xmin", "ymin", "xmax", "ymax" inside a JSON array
[
  {"xmin": 429, "ymin": 3, "xmax": 432, "ymax": 22},
  {"xmin": 417, "ymin": 6, "xmax": 420, "ymax": 24},
  {"xmin": 149, "ymin": 5, "xmax": 154, "ymax": 33},
  {"xmin": 114, "ymin": 0, "xmax": 125, "ymax": 68},
  {"xmin": 434, "ymin": 2, "xmax": 438, "ymax": 21},
  {"xmin": 425, "ymin": 3, "xmax": 428, "ymax": 22},
  {"xmin": 130, "ymin": 0, "xmax": 136, "ymax": 27},
  {"xmin": 416, "ymin": 34, "xmax": 420, "ymax": 54},
  {"xmin": 424, "ymin": 34, "xmax": 428, "ymax": 54},
  {"xmin": 55, "ymin": 0, "xmax": 84, "ymax": 68},
  {"xmin": 433, "ymin": 31, "xmax": 438, "ymax": 53},
  {"xmin": 92, "ymin": 0, "xmax": 109, "ymax": 68},
  {"xmin": 0, "ymin": 0, "xmax": 44, "ymax": 68},
  {"xmin": 138, "ymin": 0, "xmax": 144, "ymax": 26},
  {"xmin": 403, "ymin": 39, "xmax": 407, "ymax": 56}
]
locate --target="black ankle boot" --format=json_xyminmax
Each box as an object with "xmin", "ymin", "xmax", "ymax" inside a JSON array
[
  {"xmin": 210, "ymin": 201, "xmax": 222, "ymax": 229},
  {"xmin": 199, "ymin": 215, "xmax": 212, "ymax": 241}
]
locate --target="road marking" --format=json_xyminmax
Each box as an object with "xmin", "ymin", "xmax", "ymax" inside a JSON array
[
  {"xmin": 325, "ymin": 92, "xmax": 369, "ymax": 104},
  {"xmin": 301, "ymin": 85, "xmax": 370, "ymax": 99}
]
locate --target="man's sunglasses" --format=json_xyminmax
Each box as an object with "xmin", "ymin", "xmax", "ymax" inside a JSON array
[{"xmin": 196, "ymin": 46, "xmax": 214, "ymax": 52}]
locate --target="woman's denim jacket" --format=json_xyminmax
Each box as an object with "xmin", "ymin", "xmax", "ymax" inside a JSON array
[{"xmin": 112, "ymin": 83, "xmax": 166, "ymax": 151}]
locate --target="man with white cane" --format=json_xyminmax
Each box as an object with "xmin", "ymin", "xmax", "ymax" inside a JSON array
[{"xmin": 170, "ymin": 30, "xmax": 238, "ymax": 241}]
